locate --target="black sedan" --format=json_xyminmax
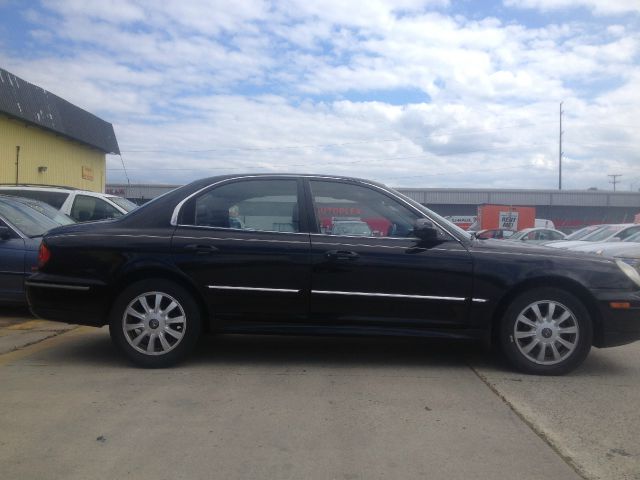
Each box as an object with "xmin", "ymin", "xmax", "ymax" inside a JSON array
[{"xmin": 26, "ymin": 175, "xmax": 640, "ymax": 374}]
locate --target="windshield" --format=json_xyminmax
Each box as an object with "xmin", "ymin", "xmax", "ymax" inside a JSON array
[
  {"xmin": 565, "ymin": 225, "xmax": 604, "ymax": 241},
  {"xmin": 582, "ymin": 225, "xmax": 626, "ymax": 242},
  {"xmin": 0, "ymin": 199, "xmax": 61, "ymax": 237},
  {"xmin": 108, "ymin": 196, "xmax": 138, "ymax": 212},
  {"xmin": 11, "ymin": 197, "xmax": 75, "ymax": 225}
]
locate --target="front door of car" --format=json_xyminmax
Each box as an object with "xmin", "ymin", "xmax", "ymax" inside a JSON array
[
  {"xmin": 306, "ymin": 179, "xmax": 473, "ymax": 328},
  {"xmin": 171, "ymin": 178, "xmax": 311, "ymax": 325},
  {"xmin": 0, "ymin": 220, "xmax": 26, "ymax": 303}
]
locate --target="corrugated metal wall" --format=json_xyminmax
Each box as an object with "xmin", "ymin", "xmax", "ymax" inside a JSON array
[
  {"xmin": 0, "ymin": 116, "xmax": 105, "ymax": 192},
  {"xmin": 396, "ymin": 188, "xmax": 640, "ymax": 208}
]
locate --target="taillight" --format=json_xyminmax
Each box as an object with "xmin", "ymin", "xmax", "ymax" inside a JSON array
[{"xmin": 38, "ymin": 242, "xmax": 51, "ymax": 268}]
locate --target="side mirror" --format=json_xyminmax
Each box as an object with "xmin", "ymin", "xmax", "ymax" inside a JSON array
[
  {"xmin": 0, "ymin": 226, "xmax": 13, "ymax": 240},
  {"xmin": 414, "ymin": 218, "xmax": 438, "ymax": 241}
]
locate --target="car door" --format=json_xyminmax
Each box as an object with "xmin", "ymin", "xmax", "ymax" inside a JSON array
[
  {"xmin": 0, "ymin": 219, "xmax": 26, "ymax": 303},
  {"xmin": 171, "ymin": 177, "xmax": 311, "ymax": 325},
  {"xmin": 306, "ymin": 179, "xmax": 473, "ymax": 328}
]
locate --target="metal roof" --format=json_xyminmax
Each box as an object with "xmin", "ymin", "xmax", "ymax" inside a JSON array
[{"xmin": 0, "ymin": 67, "xmax": 120, "ymax": 154}]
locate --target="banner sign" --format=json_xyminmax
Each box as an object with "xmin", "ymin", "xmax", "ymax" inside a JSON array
[{"xmin": 499, "ymin": 211, "xmax": 519, "ymax": 230}]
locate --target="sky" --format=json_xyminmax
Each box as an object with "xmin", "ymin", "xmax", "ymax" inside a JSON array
[{"xmin": 0, "ymin": 0, "xmax": 639, "ymax": 190}]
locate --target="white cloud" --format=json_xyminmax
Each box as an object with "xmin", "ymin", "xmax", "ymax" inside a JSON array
[
  {"xmin": 0, "ymin": 0, "xmax": 638, "ymax": 190},
  {"xmin": 504, "ymin": 0, "xmax": 640, "ymax": 16}
]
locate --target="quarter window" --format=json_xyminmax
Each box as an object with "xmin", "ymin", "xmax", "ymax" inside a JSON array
[
  {"xmin": 189, "ymin": 180, "xmax": 300, "ymax": 233},
  {"xmin": 309, "ymin": 180, "xmax": 426, "ymax": 238}
]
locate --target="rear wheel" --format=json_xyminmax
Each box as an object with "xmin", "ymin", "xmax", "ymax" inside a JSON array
[
  {"xmin": 500, "ymin": 288, "xmax": 592, "ymax": 375},
  {"xmin": 109, "ymin": 279, "xmax": 202, "ymax": 368}
]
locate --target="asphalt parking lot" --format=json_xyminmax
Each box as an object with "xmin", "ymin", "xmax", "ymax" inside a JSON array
[{"xmin": 1, "ymin": 310, "xmax": 638, "ymax": 480}]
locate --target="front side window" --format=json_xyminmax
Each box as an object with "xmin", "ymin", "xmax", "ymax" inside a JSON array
[
  {"xmin": 71, "ymin": 195, "xmax": 123, "ymax": 222},
  {"xmin": 187, "ymin": 179, "xmax": 300, "ymax": 233},
  {"xmin": 309, "ymin": 180, "xmax": 432, "ymax": 239}
]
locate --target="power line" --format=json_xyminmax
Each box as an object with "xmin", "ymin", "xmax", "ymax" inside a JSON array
[{"xmin": 608, "ymin": 174, "xmax": 622, "ymax": 192}]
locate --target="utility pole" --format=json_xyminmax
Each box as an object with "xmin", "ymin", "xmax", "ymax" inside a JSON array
[
  {"xmin": 558, "ymin": 102, "xmax": 563, "ymax": 190},
  {"xmin": 608, "ymin": 174, "xmax": 622, "ymax": 192}
]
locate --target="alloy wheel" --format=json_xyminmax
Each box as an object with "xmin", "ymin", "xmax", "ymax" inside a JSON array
[
  {"xmin": 122, "ymin": 291, "xmax": 187, "ymax": 356},
  {"xmin": 513, "ymin": 300, "xmax": 579, "ymax": 365}
]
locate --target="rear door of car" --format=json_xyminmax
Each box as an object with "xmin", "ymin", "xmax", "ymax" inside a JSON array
[
  {"xmin": 171, "ymin": 177, "xmax": 312, "ymax": 325},
  {"xmin": 305, "ymin": 178, "xmax": 473, "ymax": 329}
]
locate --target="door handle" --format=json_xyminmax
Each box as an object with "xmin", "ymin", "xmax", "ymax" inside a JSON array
[
  {"xmin": 325, "ymin": 250, "xmax": 359, "ymax": 261},
  {"xmin": 183, "ymin": 244, "xmax": 219, "ymax": 255}
]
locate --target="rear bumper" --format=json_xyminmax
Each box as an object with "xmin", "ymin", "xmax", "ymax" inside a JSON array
[
  {"xmin": 26, "ymin": 274, "xmax": 111, "ymax": 327},
  {"xmin": 593, "ymin": 290, "xmax": 640, "ymax": 348}
]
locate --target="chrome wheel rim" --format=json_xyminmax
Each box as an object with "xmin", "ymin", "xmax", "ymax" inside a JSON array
[
  {"xmin": 122, "ymin": 291, "xmax": 187, "ymax": 356},
  {"xmin": 513, "ymin": 300, "xmax": 579, "ymax": 366}
]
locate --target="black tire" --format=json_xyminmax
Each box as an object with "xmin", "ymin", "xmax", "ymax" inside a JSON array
[
  {"xmin": 499, "ymin": 287, "xmax": 592, "ymax": 375},
  {"xmin": 109, "ymin": 279, "xmax": 202, "ymax": 368}
]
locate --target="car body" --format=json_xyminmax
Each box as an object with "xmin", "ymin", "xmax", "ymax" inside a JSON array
[
  {"xmin": 26, "ymin": 174, "xmax": 640, "ymax": 374},
  {"xmin": 545, "ymin": 224, "xmax": 640, "ymax": 249},
  {"xmin": 0, "ymin": 195, "xmax": 72, "ymax": 304},
  {"xmin": 0, "ymin": 185, "xmax": 137, "ymax": 222},
  {"xmin": 507, "ymin": 227, "xmax": 566, "ymax": 244},
  {"xmin": 473, "ymin": 228, "xmax": 515, "ymax": 240}
]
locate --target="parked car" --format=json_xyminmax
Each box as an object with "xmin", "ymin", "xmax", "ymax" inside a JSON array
[
  {"xmin": 0, "ymin": 196, "xmax": 73, "ymax": 304},
  {"xmin": 568, "ymin": 231, "xmax": 640, "ymax": 254},
  {"xmin": 26, "ymin": 174, "xmax": 640, "ymax": 375},
  {"xmin": 0, "ymin": 185, "xmax": 137, "ymax": 222},
  {"xmin": 545, "ymin": 224, "xmax": 640, "ymax": 249},
  {"xmin": 474, "ymin": 229, "xmax": 515, "ymax": 240},
  {"xmin": 507, "ymin": 227, "xmax": 566, "ymax": 244}
]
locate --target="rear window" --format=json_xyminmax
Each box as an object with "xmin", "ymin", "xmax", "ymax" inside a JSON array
[
  {"xmin": 71, "ymin": 195, "xmax": 123, "ymax": 222},
  {"xmin": 0, "ymin": 189, "xmax": 69, "ymax": 209}
]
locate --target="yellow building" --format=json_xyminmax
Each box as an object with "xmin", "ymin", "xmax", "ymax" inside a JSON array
[{"xmin": 0, "ymin": 68, "xmax": 119, "ymax": 192}]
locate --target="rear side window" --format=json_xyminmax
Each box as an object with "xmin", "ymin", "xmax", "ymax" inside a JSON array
[
  {"xmin": 183, "ymin": 179, "xmax": 300, "ymax": 233},
  {"xmin": 0, "ymin": 190, "xmax": 68, "ymax": 209},
  {"xmin": 71, "ymin": 195, "xmax": 123, "ymax": 222}
]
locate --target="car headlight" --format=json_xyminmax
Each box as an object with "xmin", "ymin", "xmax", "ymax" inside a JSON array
[{"xmin": 616, "ymin": 259, "xmax": 640, "ymax": 287}]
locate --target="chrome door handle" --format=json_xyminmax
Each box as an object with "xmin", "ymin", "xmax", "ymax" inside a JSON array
[
  {"xmin": 325, "ymin": 250, "xmax": 359, "ymax": 261},
  {"xmin": 183, "ymin": 244, "xmax": 219, "ymax": 255}
]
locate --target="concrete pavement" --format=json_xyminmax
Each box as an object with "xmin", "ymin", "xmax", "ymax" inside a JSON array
[
  {"xmin": 1, "ymin": 329, "xmax": 581, "ymax": 480},
  {"xmin": 1, "ymin": 317, "xmax": 639, "ymax": 479}
]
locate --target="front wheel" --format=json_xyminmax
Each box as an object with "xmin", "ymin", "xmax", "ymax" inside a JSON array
[
  {"xmin": 500, "ymin": 288, "xmax": 592, "ymax": 375},
  {"xmin": 109, "ymin": 279, "xmax": 202, "ymax": 368}
]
